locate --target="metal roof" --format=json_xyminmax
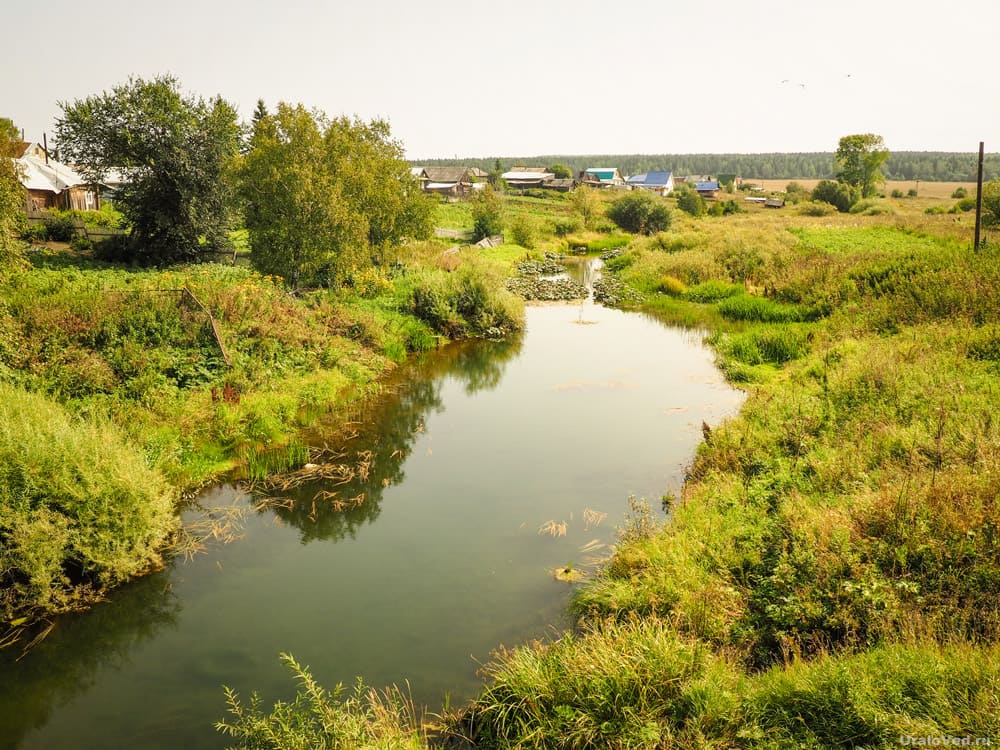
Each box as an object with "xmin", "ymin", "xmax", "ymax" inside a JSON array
[
  {"xmin": 16, "ymin": 148, "xmax": 86, "ymax": 193},
  {"xmin": 502, "ymin": 171, "xmax": 554, "ymax": 181},
  {"xmin": 584, "ymin": 168, "xmax": 620, "ymax": 181},
  {"xmin": 695, "ymin": 180, "xmax": 720, "ymax": 191},
  {"xmin": 644, "ymin": 171, "xmax": 673, "ymax": 187},
  {"xmin": 626, "ymin": 173, "xmax": 647, "ymax": 184}
]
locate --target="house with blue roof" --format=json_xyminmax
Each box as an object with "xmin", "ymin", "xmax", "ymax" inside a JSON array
[
  {"xmin": 695, "ymin": 180, "xmax": 721, "ymax": 198},
  {"xmin": 626, "ymin": 170, "xmax": 674, "ymax": 196}
]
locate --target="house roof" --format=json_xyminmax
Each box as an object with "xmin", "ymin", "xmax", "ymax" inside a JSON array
[
  {"xmin": 423, "ymin": 166, "xmax": 473, "ymax": 183},
  {"xmin": 696, "ymin": 180, "xmax": 720, "ymax": 191},
  {"xmin": 410, "ymin": 167, "xmax": 428, "ymax": 178},
  {"xmin": 626, "ymin": 173, "xmax": 647, "ymax": 184},
  {"xmin": 16, "ymin": 145, "xmax": 87, "ymax": 193},
  {"xmin": 509, "ymin": 166, "xmax": 550, "ymax": 173},
  {"xmin": 545, "ymin": 178, "xmax": 576, "ymax": 189},
  {"xmin": 584, "ymin": 168, "xmax": 621, "ymax": 181},
  {"xmin": 502, "ymin": 171, "xmax": 554, "ymax": 181},
  {"xmin": 644, "ymin": 171, "xmax": 673, "ymax": 187}
]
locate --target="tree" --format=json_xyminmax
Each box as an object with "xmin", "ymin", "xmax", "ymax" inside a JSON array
[
  {"xmin": 983, "ymin": 180, "xmax": 1000, "ymax": 227},
  {"xmin": 835, "ymin": 133, "xmax": 889, "ymax": 198},
  {"xmin": 55, "ymin": 75, "xmax": 241, "ymax": 264},
  {"xmin": 470, "ymin": 185, "xmax": 504, "ymax": 241},
  {"xmin": 568, "ymin": 186, "xmax": 603, "ymax": 228},
  {"xmin": 547, "ymin": 163, "xmax": 572, "ymax": 179},
  {"xmin": 606, "ymin": 191, "xmax": 672, "ymax": 235},
  {"xmin": 0, "ymin": 118, "xmax": 25, "ymax": 268},
  {"xmin": 811, "ymin": 179, "xmax": 859, "ymax": 212},
  {"xmin": 239, "ymin": 103, "xmax": 432, "ymax": 287}
]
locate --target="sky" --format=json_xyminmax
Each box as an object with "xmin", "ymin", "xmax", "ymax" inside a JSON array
[{"xmin": 4, "ymin": 0, "xmax": 999, "ymax": 159}]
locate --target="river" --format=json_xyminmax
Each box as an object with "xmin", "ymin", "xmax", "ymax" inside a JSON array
[{"xmin": 0, "ymin": 262, "xmax": 744, "ymax": 749}]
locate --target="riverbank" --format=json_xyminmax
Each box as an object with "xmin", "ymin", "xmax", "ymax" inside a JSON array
[
  {"xmin": 214, "ymin": 194, "xmax": 1000, "ymax": 748},
  {"xmin": 0, "ymin": 241, "xmax": 524, "ymax": 633},
  {"xmin": 457, "ymin": 203, "xmax": 1000, "ymax": 746}
]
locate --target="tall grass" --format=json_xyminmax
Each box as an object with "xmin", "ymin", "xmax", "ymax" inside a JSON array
[{"xmin": 0, "ymin": 382, "xmax": 176, "ymax": 622}]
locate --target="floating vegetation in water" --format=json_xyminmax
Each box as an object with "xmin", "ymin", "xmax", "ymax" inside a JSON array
[
  {"xmin": 600, "ymin": 247, "xmax": 624, "ymax": 261},
  {"xmin": 578, "ymin": 538, "xmax": 607, "ymax": 554},
  {"xmin": 538, "ymin": 520, "xmax": 568, "ymax": 538},
  {"xmin": 592, "ymin": 276, "xmax": 643, "ymax": 308},
  {"xmin": 553, "ymin": 564, "xmax": 586, "ymax": 583},
  {"xmin": 583, "ymin": 507, "xmax": 607, "ymax": 530},
  {"xmin": 506, "ymin": 276, "xmax": 587, "ymax": 301},
  {"xmin": 516, "ymin": 253, "xmax": 566, "ymax": 276},
  {"xmin": 174, "ymin": 502, "xmax": 250, "ymax": 559}
]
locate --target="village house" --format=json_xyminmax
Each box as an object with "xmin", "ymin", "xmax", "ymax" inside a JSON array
[
  {"xmin": 625, "ymin": 170, "xmax": 674, "ymax": 196},
  {"xmin": 416, "ymin": 166, "xmax": 482, "ymax": 198},
  {"xmin": 15, "ymin": 142, "xmax": 99, "ymax": 213},
  {"xmin": 581, "ymin": 167, "xmax": 626, "ymax": 188},
  {"xmin": 695, "ymin": 180, "xmax": 721, "ymax": 198},
  {"xmin": 501, "ymin": 166, "xmax": 554, "ymax": 189}
]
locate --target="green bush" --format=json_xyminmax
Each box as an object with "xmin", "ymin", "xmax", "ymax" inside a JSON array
[
  {"xmin": 676, "ymin": 188, "xmax": 707, "ymax": 217},
  {"xmin": 952, "ymin": 187, "xmax": 968, "ymax": 199},
  {"xmin": 0, "ymin": 382, "xmax": 177, "ymax": 620},
  {"xmin": 800, "ymin": 201, "xmax": 838, "ymax": 217},
  {"xmin": 41, "ymin": 212, "xmax": 79, "ymax": 242},
  {"xmin": 890, "ymin": 189, "xmax": 904, "ymax": 198},
  {"xmin": 955, "ymin": 197, "xmax": 977, "ymax": 212},
  {"xmin": 551, "ymin": 217, "xmax": 581, "ymax": 236},
  {"xmin": 507, "ymin": 216, "xmax": 537, "ymax": 249},
  {"xmin": 655, "ymin": 275, "xmax": 687, "ymax": 296},
  {"xmin": 607, "ymin": 191, "xmax": 672, "ymax": 235},
  {"xmin": 811, "ymin": 180, "xmax": 859, "ymax": 212}
]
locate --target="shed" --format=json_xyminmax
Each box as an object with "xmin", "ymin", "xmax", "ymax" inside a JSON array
[{"xmin": 764, "ymin": 197, "xmax": 785, "ymax": 208}]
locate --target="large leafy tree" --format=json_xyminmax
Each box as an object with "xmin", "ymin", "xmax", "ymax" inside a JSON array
[
  {"xmin": 835, "ymin": 133, "xmax": 890, "ymax": 198},
  {"xmin": 239, "ymin": 104, "xmax": 431, "ymax": 287},
  {"xmin": 55, "ymin": 75, "xmax": 241, "ymax": 264},
  {"xmin": 607, "ymin": 190, "xmax": 671, "ymax": 235},
  {"xmin": 0, "ymin": 117, "xmax": 25, "ymax": 269}
]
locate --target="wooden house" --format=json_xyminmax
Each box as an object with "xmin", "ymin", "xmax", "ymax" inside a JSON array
[
  {"xmin": 501, "ymin": 166, "xmax": 554, "ymax": 189},
  {"xmin": 15, "ymin": 142, "xmax": 99, "ymax": 213},
  {"xmin": 420, "ymin": 166, "xmax": 480, "ymax": 197},
  {"xmin": 581, "ymin": 167, "xmax": 626, "ymax": 188}
]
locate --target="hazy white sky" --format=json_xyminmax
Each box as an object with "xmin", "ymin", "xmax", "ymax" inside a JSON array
[{"xmin": 4, "ymin": 0, "xmax": 998, "ymax": 158}]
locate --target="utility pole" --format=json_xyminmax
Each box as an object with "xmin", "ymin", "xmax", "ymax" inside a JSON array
[{"xmin": 974, "ymin": 142, "xmax": 985, "ymax": 251}]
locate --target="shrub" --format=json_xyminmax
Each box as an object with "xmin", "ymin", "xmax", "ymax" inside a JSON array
[
  {"xmin": 799, "ymin": 201, "xmax": 837, "ymax": 217},
  {"xmin": 607, "ymin": 191, "xmax": 672, "ymax": 235},
  {"xmin": 0, "ymin": 382, "xmax": 176, "ymax": 620},
  {"xmin": 890, "ymin": 189, "xmax": 904, "ymax": 198},
  {"xmin": 551, "ymin": 217, "xmax": 581, "ymax": 236},
  {"xmin": 955, "ymin": 197, "xmax": 977, "ymax": 212},
  {"xmin": 41, "ymin": 212, "xmax": 80, "ymax": 242},
  {"xmin": 811, "ymin": 180, "xmax": 859, "ymax": 212},
  {"xmin": 508, "ymin": 216, "xmax": 537, "ymax": 248},
  {"xmin": 907, "ymin": 188, "xmax": 918, "ymax": 197},
  {"xmin": 676, "ymin": 188, "xmax": 706, "ymax": 217},
  {"xmin": 470, "ymin": 186, "xmax": 504, "ymax": 241},
  {"xmin": 655, "ymin": 275, "xmax": 687, "ymax": 296},
  {"xmin": 952, "ymin": 186, "xmax": 968, "ymax": 199}
]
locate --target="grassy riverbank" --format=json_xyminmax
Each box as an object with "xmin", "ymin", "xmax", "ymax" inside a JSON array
[
  {"xmin": 0, "ymin": 236, "xmax": 523, "ymax": 630},
  {"xmin": 215, "ymin": 191, "xmax": 1000, "ymax": 748}
]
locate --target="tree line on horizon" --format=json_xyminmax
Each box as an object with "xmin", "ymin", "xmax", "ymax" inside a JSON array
[{"xmin": 417, "ymin": 151, "xmax": 1000, "ymax": 182}]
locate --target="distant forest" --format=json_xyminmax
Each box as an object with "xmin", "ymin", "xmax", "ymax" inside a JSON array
[{"xmin": 415, "ymin": 152, "xmax": 1000, "ymax": 182}]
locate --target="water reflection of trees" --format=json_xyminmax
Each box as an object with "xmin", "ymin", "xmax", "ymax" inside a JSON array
[
  {"xmin": 261, "ymin": 333, "xmax": 523, "ymax": 544},
  {"xmin": 0, "ymin": 570, "xmax": 179, "ymax": 750}
]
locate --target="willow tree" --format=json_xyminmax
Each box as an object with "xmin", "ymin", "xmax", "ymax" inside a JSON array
[
  {"xmin": 239, "ymin": 104, "xmax": 431, "ymax": 287},
  {"xmin": 835, "ymin": 133, "xmax": 890, "ymax": 198}
]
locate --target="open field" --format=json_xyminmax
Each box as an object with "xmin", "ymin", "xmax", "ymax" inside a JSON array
[{"xmin": 748, "ymin": 178, "xmax": 978, "ymax": 200}]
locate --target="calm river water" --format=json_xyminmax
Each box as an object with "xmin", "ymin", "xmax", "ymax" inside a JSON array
[{"xmin": 0, "ymin": 265, "xmax": 744, "ymax": 749}]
